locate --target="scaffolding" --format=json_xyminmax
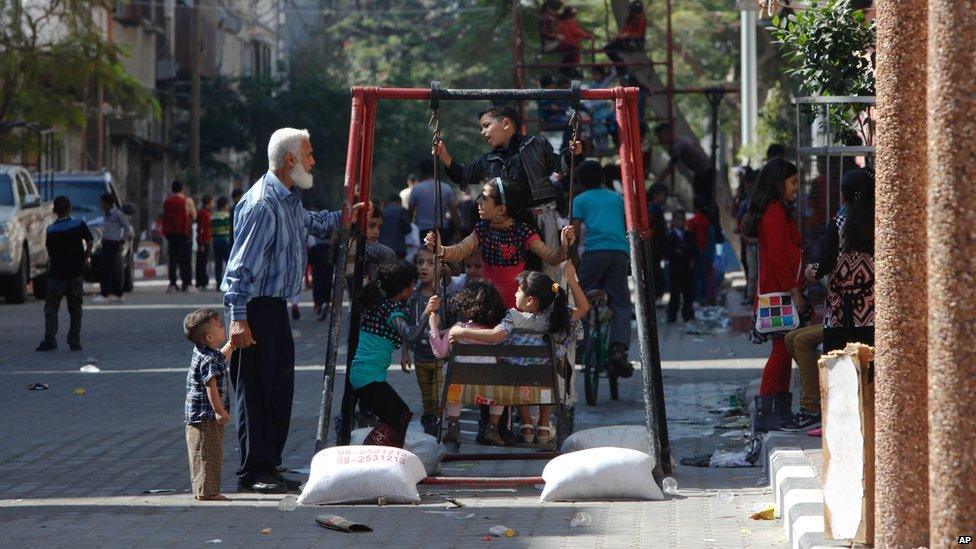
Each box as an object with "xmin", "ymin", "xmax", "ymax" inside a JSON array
[{"xmin": 510, "ymin": 0, "xmax": 675, "ymax": 154}]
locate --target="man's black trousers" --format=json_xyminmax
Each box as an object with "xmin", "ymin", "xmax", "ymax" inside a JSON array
[{"xmin": 230, "ymin": 297, "xmax": 295, "ymax": 481}]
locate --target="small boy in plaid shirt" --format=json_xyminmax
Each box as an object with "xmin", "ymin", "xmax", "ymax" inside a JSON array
[{"xmin": 183, "ymin": 308, "xmax": 233, "ymax": 500}]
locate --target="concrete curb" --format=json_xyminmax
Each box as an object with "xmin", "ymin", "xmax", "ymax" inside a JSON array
[{"xmin": 763, "ymin": 432, "xmax": 843, "ymax": 549}]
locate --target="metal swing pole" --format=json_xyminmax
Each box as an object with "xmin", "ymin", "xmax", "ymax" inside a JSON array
[
  {"xmin": 614, "ymin": 86, "xmax": 671, "ymax": 475},
  {"xmin": 337, "ymin": 89, "xmax": 379, "ymax": 446},
  {"xmin": 316, "ymin": 88, "xmax": 367, "ymax": 451}
]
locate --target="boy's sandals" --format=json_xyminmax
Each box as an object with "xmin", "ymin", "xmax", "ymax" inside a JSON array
[
  {"xmin": 519, "ymin": 424, "xmax": 536, "ymax": 444},
  {"xmin": 443, "ymin": 418, "xmax": 461, "ymax": 443},
  {"xmin": 196, "ymin": 494, "xmax": 229, "ymax": 501},
  {"xmin": 483, "ymin": 424, "xmax": 507, "ymax": 446},
  {"xmin": 534, "ymin": 425, "xmax": 555, "ymax": 446}
]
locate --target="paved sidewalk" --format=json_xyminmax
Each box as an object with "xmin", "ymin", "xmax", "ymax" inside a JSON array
[{"xmin": 0, "ymin": 285, "xmax": 784, "ymax": 547}]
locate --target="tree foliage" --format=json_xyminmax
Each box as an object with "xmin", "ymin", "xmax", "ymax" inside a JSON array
[
  {"xmin": 0, "ymin": 0, "xmax": 157, "ymax": 131},
  {"xmin": 198, "ymin": 1, "xmax": 519, "ymax": 208},
  {"xmin": 768, "ymin": 0, "xmax": 875, "ymax": 143}
]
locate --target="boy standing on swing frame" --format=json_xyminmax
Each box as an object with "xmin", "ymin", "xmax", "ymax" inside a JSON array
[{"xmin": 432, "ymin": 105, "xmax": 583, "ymax": 276}]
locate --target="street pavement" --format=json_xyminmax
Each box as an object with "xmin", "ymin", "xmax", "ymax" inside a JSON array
[{"xmin": 0, "ymin": 281, "xmax": 783, "ymax": 548}]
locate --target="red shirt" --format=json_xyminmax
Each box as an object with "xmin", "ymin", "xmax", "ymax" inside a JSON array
[
  {"xmin": 557, "ymin": 19, "xmax": 594, "ymax": 48},
  {"xmin": 619, "ymin": 14, "xmax": 646, "ymax": 39},
  {"xmin": 686, "ymin": 213, "xmax": 709, "ymax": 252},
  {"xmin": 196, "ymin": 207, "xmax": 212, "ymax": 245},
  {"xmin": 757, "ymin": 201, "xmax": 803, "ymax": 294},
  {"xmin": 162, "ymin": 194, "xmax": 188, "ymax": 235},
  {"xmin": 474, "ymin": 220, "xmax": 541, "ymax": 309}
]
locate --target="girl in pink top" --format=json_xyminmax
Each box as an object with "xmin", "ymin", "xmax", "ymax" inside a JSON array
[
  {"xmin": 427, "ymin": 282, "xmax": 508, "ymax": 445},
  {"xmin": 425, "ymin": 177, "xmax": 575, "ymax": 309}
]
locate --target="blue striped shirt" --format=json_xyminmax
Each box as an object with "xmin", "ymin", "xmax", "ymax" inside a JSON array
[{"xmin": 221, "ymin": 171, "xmax": 341, "ymax": 320}]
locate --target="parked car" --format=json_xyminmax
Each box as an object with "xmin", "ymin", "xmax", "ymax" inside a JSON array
[
  {"xmin": 0, "ymin": 165, "xmax": 53, "ymax": 303},
  {"xmin": 46, "ymin": 171, "xmax": 136, "ymax": 293}
]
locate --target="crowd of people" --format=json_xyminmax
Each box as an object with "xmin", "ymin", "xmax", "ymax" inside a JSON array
[
  {"xmin": 171, "ymin": 107, "xmax": 658, "ymax": 496},
  {"xmin": 36, "ymin": 115, "xmax": 873, "ymax": 504}
]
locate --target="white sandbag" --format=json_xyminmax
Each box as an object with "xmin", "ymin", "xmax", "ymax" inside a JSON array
[
  {"xmin": 560, "ymin": 425, "xmax": 655, "ymax": 460},
  {"xmin": 349, "ymin": 428, "xmax": 446, "ymax": 475},
  {"xmin": 540, "ymin": 447, "xmax": 664, "ymax": 502},
  {"xmin": 296, "ymin": 446, "xmax": 426, "ymax": 505}
]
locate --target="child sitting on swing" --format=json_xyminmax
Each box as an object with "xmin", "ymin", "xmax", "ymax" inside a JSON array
[
  {"xmin": 424, "ymin": 176, "xmax": 575, "ymax": 309},
  {"xmin": 428, "ymin": 282, "xmax": 508, "ymax": 445},
  {"xmin": 447, "ymin": 269, "xmax": 588, "ymax": 446},
  {"xmin": 349, "ymin": 260, "xmax": 438, "ymax": 448}
]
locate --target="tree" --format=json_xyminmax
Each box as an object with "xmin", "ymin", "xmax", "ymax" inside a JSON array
[
  {"xmin": 768, "ymin": 0, "xmax": 875, "ymax": 144},
  {"xmin": 0, "ymin": 1, "xmax": 157, "ymax": 132}
]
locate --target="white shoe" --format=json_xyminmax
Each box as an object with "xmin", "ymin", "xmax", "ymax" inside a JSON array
[
  {"xmin": 534, "ymin": 425, "xmax": 555, "ymax": 445},
  {"xmin": 166, "ymin": 284, "xmax": 178, "ymax": 294},
  {"xmin": 91, "ymin": 295, "xmax": 109, "ymax": 303},
  {"xmin": 112, "ymin": 295, "xmax": 124, "ymax": 303},
  {"xmin": 185, "ymin": 286, "xmax": 199, "ymax": 294}
]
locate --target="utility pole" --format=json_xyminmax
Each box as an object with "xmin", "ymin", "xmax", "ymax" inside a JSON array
[
  {"xmin": 189, "ymin": 0, "xmax": 202, "ymax": 181},
  {"xmin": 739, "ymin": 2, "xmax": 758, "ymax": 159}
]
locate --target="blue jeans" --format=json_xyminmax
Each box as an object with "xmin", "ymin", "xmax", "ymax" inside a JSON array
[
  {"xmin": 577, "ymin": 250, "xmax": 632, "ymax": 349},
  {"xmin": 213, "ymin": 237, "xmax": 231, "ymax": 287}
]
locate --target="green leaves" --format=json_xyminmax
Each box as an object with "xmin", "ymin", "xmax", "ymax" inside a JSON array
[
  {"xmin": 0, "ymin": 0, "xmax": 155, "ymax": 129},
  {"xmin": 766, "ymin": 0, "xmax": 875, "ymax": 143}
]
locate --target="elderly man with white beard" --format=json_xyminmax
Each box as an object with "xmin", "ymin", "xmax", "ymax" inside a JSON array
[{"xmin": 221, "ymin": 127, "xmax": 362, "ymax": 493}]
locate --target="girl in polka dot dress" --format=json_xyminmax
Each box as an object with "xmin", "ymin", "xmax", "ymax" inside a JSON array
[
  {"xmin": 350, "ymin": 260, "xmax": 439, "ymax": 448},
  {"xmin": 424, "ymin": 177, "xmax": 575, "ymax": 309}
]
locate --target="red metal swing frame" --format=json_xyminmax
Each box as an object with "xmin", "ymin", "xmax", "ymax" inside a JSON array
[
  {"xmin": 338, "ymin": 85, "xmax": 650, "ymax": 238},
  {"xmin": 330, "ymin": 85, "xmax": 661, "ymax": 486}
]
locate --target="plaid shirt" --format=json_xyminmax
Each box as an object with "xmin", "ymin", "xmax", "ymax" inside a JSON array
[
  {"xmin": 498, "ymin": 309, "xmax": 582, "ymax": 365},
  {"xmin": 184, "ymin": 345, "xmax": 229, "ymax": 424}
]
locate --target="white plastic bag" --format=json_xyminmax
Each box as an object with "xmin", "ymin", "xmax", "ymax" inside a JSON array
[
  {"xmin": 350, "ymin": 427, "xmax": 446, "ymax": 475},
  {"xmin": 560, "ymin": 425, "xmax": 655, "ymax": 461},
  {"xmin": 296, "ymin": 446, "xmax": 426, "ymax": 505},
  {"xmin": 540, "ymin": 447, "xmax": 664, "ymax": 502}
]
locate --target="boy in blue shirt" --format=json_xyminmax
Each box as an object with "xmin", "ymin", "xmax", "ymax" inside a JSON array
[
  {"xmin": 570, "ymin": 160, "xmax": 634, "ymax": 378},
  {"xmin": 183, "ymin": 308, "xmax": 234, "ymax": 500},
  {"xmin": 37, "ymin": 196, "xmax": 93, "ymax": 352}
]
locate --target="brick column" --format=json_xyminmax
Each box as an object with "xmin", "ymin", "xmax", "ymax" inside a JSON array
[
  {"xmin": 927, "ymin": 1, "xmax": 976, "ymax": 545},
  {"xmin": 873, "ymin": 1, "xmax": 930, "ymax": 546}
]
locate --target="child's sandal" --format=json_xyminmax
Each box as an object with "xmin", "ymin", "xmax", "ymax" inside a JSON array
[
  {"xmin": 483, "ymin": 424, "xmax": 506, "ymax": 446},
  {"xmin": 534, "ymin": 425, "xmax": 555, "ymax": 445},
  {"xmin": 443, "ymin": 418, "xmax": 461, "ymax": 443},
  {"xmin": 519, "ymin": 424, "xmax": 536, "ymax": 444},
  {"xmin": 195, "ymin": 494, "xmax": 229, "ymax": 501}
]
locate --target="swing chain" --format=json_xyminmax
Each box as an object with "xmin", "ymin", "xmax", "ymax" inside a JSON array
[
  {"xmin": 567, "ymin": 107, "xmax": 583, "ymax": 220},
  {"xmin": 428, "ymin": 110, "xmax": 442, "ymax": 149},
  {"xmin": 429, "ymin": 108, "xmax": 445, "ymax": 297}
]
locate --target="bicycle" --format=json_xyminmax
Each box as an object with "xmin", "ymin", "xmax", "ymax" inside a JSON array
[{"xmin": 580, "ymin": 289, "xmax": 619, "ymax": 405}]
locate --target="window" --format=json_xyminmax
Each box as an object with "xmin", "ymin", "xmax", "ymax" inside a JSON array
[
  {"xmin": 0, "ymin": 175, "xmax": 14, "ymax": 206},
  {"xmin": 48, "ymin": 180, "xmax": 110, "ymax": 213},
  {"xmin": 15, "ymin": 173, "xmax": 30, "ymax": 203}
]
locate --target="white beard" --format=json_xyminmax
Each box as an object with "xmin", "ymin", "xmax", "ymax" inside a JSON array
[{"xmin": 290, "ymin": 164, "xmax": 313, "ymax": 190}]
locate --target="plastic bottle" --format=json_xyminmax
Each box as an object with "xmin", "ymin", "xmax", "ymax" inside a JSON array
[
  {"xmin": 717, "ymin": 490, "xmax": 734, "ymax": 503},
  {"xmin": 277, "ymin": 495, "xmax": 298, "ymax": 511},
  {"xmin": 662, "ymin": 476, "xmax": 679, "ymax": 495},
  {"xmin": 489, "ymin": 525, "xmax": 517, "ymax": 537},
  {"xmin": 570, "ymin": 512, "xmax": 592, "ymax": 527}
]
